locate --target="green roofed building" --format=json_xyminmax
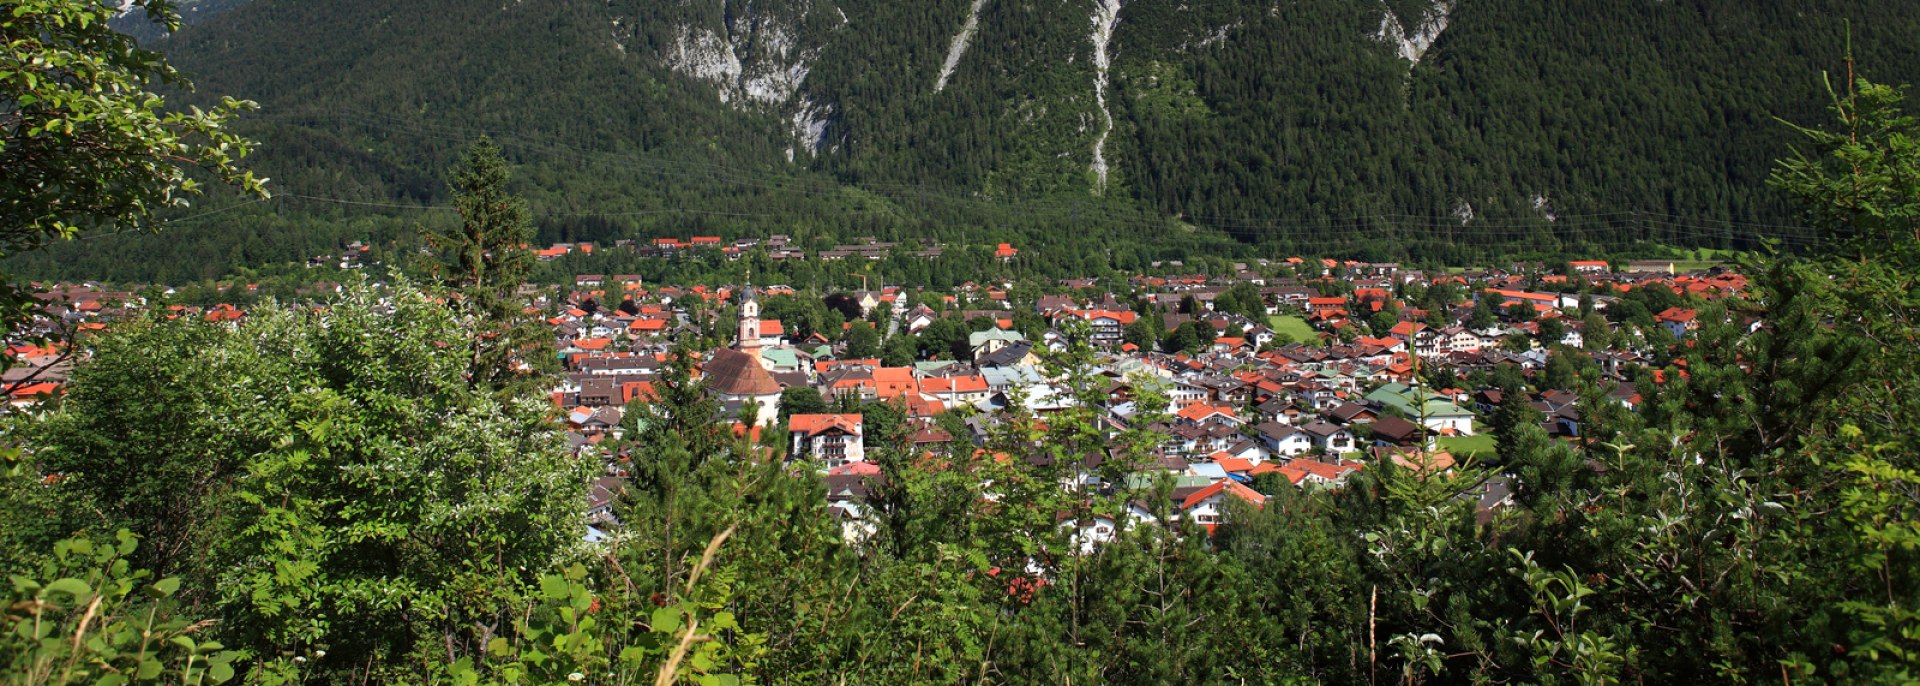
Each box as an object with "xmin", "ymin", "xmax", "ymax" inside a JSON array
[{"xmin": 1365, "ymin": 383, "xmax": 1476, "ymax": 436}]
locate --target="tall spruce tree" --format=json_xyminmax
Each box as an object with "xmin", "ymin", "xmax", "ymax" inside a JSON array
[
  {"xmin": 424, "ymin": 137, "xmax": 551, "ymax": 390},
  {"xmin": 1765, "ymin": 68, "xmax": 1920, "ymax": 681}
]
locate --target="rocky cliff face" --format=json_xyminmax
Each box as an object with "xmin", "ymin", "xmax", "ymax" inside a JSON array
[
  {"xmin": 112, "ymin": 0, "xmax": 255, "ymax": 41},
  {"xmin": 127, "ymin": 0, "xmax": 1476, "ymax": 194},
  {"xmin": 1375, "ymin": 0, "xmax": 1453, "ymax": 66},
  {"xmin": 652, "ymin": 1, "xmax": 846, "ymax": 158}
]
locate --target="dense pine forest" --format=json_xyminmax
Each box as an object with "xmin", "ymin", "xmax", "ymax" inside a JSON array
[{"xmin": 12, "ymin": 0, "xmax": 1920, "ymax": 284}]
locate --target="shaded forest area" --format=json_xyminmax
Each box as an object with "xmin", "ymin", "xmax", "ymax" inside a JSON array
[{"xmin": 20, "ymin": 0, "xmax": 1920, "ymax": 284}]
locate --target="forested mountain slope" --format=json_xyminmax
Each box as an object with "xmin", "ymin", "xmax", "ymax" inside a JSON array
[{"xmin": 36, "ymin": 0, "xmax": 1920, "ymax": 283}]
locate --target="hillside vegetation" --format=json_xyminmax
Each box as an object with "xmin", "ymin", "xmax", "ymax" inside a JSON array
[{"xmin": 29, "ymin": 0, "xmax": 1920, "ymax": 282}]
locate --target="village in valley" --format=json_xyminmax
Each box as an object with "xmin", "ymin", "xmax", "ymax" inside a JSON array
[
  {"xmin": 19, "ymin": 1, "xmax": 1920, "ymax": 679},
  {"xmin": 10, "ymin": 238, "xmax": 1748, "ymax": 546}
]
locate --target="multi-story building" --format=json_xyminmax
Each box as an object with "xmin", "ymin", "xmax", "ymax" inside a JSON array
[{"xmin": 789, "ymin": 414, "xmax": 865, "ymax": 468}]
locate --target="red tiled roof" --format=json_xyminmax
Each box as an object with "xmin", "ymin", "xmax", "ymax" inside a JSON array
[
  {"xmin": 790, "ymin": 413, "xmax": 863, "ymax": 436},
  {"xmin": 828, "ymin": 461, "xmax": 883, "ymax": 476},
  {"xmin": 622, "ymin": 381, "xmax": 658, "ymax": 404},
  {"xmin": 1280, "ymin": 460, "xmax": 1361, "ymax": 485},
  {"xmin": 874, "ymin": 367, "xmax": 919, "ymax": 399},
  {"xmin": 8, "ymin": 381, "xmax": 61, "ymax": 398},
  {"xmin": 907, "ymin": 396, "xmax": 946, "ymax": 418},
  {"xmin": 1655, "ymin": 307, "xmax": 1698, "ymax": 323},
  {"xmin": 1067, "ymin": 309, "xmax": 1137, "ymax": 324},
  {"xmin": 1177, "ymin": 404, "xmax": 1237, "ymax": 422},
  {"xmin": 1484, "ymin": 288, "xmax": 1559, "ymax": 304},
  {"xmin": 704, "ymin": 348, "xmax": 782, "ymax": 396},
  {"xmin": 1214, "ymin": 457, "xmax": 1256, "ymax": 473},
  {"xmin": 1180, "ymin": 479, "xmax": 1268, "ymax": 511},
  {"xmin": 922, "ymin": 375, "xmax": 988, "ymax": 394},
  {"xmin": 1390, "ymin": 450, "xmax": 1456, "ymax": 475}
]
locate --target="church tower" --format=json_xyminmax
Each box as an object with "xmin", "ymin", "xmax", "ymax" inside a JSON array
[
  {"xmin": 709, "ymin": 282, "xmax": 781, "ymax": 428},
  {"xmin": 737, "ymin": 283, "xmax": 763, "ymax": 364}
]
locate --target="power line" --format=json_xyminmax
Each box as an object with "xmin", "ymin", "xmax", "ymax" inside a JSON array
[
  {"xmin": 240, "ymin": 191, "xmax": 1830, "ymax": 254},
  {"xmin": 190, "ymin": 185, "xmax": 1829, "ymax": 252},
  {"xmin": 314, "ymin": 107, "xmax": 1823, "ymax": 237},
  {"xmin": 155, "ymin": 108, "xmax": 1827, "ymax": 253},
  {"xmin": 63, "ymin": 198, "xmax": 275, "ymax": 243},
  {"xmin": 281, "ymin": 193, "xmax": 456, "ymax": 211},
  {"xmin": 277, "ymin": 193, "xmax": 791, "ymax": 221}
]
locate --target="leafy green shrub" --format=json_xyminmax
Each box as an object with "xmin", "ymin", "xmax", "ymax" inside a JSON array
[{"xmin": 2, "ymin": 531, "xmax": 239, "ymax": 685}]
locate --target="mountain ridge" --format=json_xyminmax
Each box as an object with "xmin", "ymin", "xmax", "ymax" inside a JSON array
[{"xmin": 34, "ymin": 0, "xmax": 1920, "ymax": 284}]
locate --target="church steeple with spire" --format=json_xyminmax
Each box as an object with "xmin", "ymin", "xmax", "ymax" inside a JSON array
[
  {"xmin": 736, "ymin": 274, "xmax": 762, "ymax": 364},
  {"xmin": 709, "ymin": 273, "xmax": 781, "ymax": 428}
]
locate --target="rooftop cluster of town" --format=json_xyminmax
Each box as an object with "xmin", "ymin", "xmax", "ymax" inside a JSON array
[{"xmin": 12, "ymin": 253, "xmax": 1747, "ymax": 545}]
